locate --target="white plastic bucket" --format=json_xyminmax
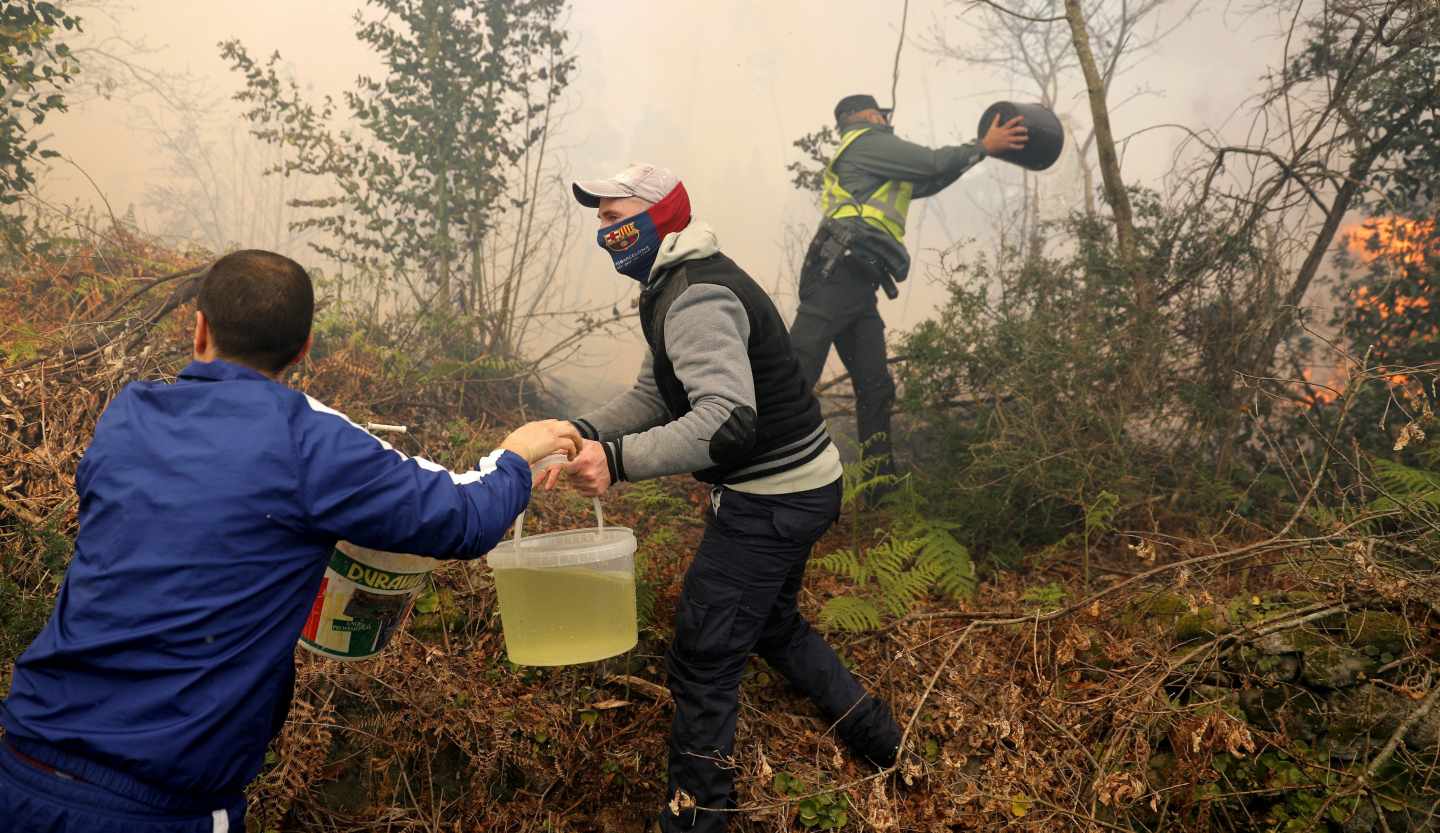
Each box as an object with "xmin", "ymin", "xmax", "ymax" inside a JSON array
[
  {"xmin": 299, "ymin": 542, "xmax": 440, "ymax": 661},
  {"xmin": 488, "ymin": 496, "xmax": 638, "ymax": 666}
]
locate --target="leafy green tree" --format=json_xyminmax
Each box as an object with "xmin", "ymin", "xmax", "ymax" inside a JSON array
[
  {"xmin": 1230, "ymin": 0, "xmax": 1438, "ymax": 387},
  {"xmin": 222, "ymin": 0, "xmax": 573, "ymax": 355},
  {"xmin": 0, "ymin": 0, "xmax": 79, "ymax": 204}
]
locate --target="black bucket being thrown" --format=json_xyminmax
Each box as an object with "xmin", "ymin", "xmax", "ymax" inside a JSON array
[{"xmin": 977, "ymin": 101, "xmax": 1065, "ymax": 172}]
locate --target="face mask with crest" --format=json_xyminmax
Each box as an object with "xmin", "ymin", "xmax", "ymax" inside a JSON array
[{"xmin": 597, "ymin": 183, "xmax": 692, "ymax": 283}]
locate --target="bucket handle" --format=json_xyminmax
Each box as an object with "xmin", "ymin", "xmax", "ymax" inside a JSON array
[{"xmin": 511, "ymin": 455, "xmax": 605, "ymax": 545}]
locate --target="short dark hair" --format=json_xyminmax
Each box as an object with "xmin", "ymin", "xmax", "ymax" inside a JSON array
[{"xmin": 198, "ymin": 250, "xmax": 314, "ymax": 374}]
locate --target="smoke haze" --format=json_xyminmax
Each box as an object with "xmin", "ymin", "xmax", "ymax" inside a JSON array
[{"xmin": 40, "ymin": 0, "xmax": 1284, "ymax": 404}]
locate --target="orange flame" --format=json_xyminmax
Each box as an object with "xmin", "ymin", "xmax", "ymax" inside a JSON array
[
  {"xmin": 1342, "ymin": 217, "xmax": 1436, "ymax": 324},
  {"xmin": 1300, "ymin": 366, "xmax": 1340, "ymax": 406},
  {"xmin": 1343, "ymin": 217, "xmax": 1436, "ymax": 267},
  {"xmin": 1303, "ymin": 217, "xmax": 1437, "ymax": 409}
]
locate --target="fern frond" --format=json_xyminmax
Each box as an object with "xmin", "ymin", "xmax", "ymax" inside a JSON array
[
  {"xmin": 876, "ymin": 564, "xmax": 938, "ymax": 617},
  {"xmin": 636, "ymin": 579, "xmax": 658, "ymax": 630},
  {"xmin": 815, "ymin": 548, "xmax": 865, "ymax": 581},
  {"xmin": 841, "ymin": 453, "xmax": 900, "ymax": 507},
  {"xmin": 819, "ymin": 595, "xmax": 883, "ymax": 633},
  {"xmin": 867, "ymin": 538, "xmax": 918, "ymax": 583},
  {"xmin": 821, "ymin": 486, "xmax": 979, "ymax": 626},
  {"xmin": 624, "ymin": 481, "xmax": 690, "ymax": 516},
  {"xmin": 915, "ymin": 527, "xmax": 977, "ymax": 600},
  {"xmin": 1084, "ymin": 490, "xmax": 1121, "ymax": 534},
  {"xmin": 933, "ymin": 563, "xmax": 978, "ymax": 600},
  {"xmin": 843, "ymin": 473, "xmax": 899, "ymax": 508},
  {"xmin": 1372, "ymin": 458, "xmax": 1440, "ymax": 507}
]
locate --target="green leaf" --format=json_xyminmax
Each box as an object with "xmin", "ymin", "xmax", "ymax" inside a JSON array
[
  {"xmin": 1084, "ymin": 490, "xmax": 1121, "ymax": 533},
  {"xmin": 1021, "ymin": 582, "xmax": 1067, "ymax": 608},
  {"xmin": 1010, "ymin": 795, "xmax": 1030, "ymax": 817},
  {"xmin": 773, "ymin": 771, "xmax": 803, "ymax": 796},
  {"xmin": 916, "ymin": 526, "xmax": 976, "ymax": 600},
  {"xmin": 814, "ymin": 548, "xmax": 864, "ymax": 581},
  {"xmin": 413, "ymin": 589, "xmax": 440, "ymax": 614},
  {"xmin": 819, "ymin": 596, "xmax": 883, "ymax": 633}
]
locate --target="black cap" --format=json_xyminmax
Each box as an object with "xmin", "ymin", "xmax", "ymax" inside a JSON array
[{"xmin": 834, "ymin": 94, "xmax": 892, "ymax": 124}]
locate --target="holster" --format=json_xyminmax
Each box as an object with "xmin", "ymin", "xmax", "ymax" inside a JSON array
[{"xmin": 807, "ymin": 219, "xmax": 907, "ymax": 300}]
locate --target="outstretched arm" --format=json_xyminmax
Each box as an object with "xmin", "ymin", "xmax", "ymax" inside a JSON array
[
  {"xmin": 296, "ymin": 398, "xmax": 576, "ymax": 559},
  {"xmin": 844, "ymin": 130, "xmax": 983, "ymax": 198},
  {"xmin": 565, "ymin": 284, "xmax": 756, "ymax": 494},
  {"xmin": 569, "ymin": 353, "xmax": 670, "ymax": 442},
  {"xmin": 847, "ymin": 115, "xmax": 1028, "ymax": 197}
]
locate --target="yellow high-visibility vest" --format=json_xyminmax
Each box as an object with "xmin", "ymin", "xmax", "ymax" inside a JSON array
[{"xmin": 820, "ymin": 127, "xmax": 913, "ymax": 243}]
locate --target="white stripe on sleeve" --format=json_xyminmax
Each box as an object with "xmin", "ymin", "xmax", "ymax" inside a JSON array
[{"xmin": 304, "ymin": 395, "xmax": 500, "ymax": 485}]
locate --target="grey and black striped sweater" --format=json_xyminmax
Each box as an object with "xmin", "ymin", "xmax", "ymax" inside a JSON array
[{"xmin": 572, "ymin": 222, "xmax": 842, "ymax": 495}]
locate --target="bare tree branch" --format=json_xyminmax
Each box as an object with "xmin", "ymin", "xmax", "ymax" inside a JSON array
[
  {"xmin": 1063, "ymin": 0, "xmax": 1139, "ymax": 267},
  {"xmin": 890, "ymin": 0, "xmax": 912, "ymax": 111},
  {"xmin": 968, "ymin": 0, "xmax": 1065, "ymax": 23}
]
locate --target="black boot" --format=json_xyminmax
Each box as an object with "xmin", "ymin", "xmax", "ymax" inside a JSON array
[{"xmin": 836, "ymin": 695, "xmax": 902, "ymax": 768}]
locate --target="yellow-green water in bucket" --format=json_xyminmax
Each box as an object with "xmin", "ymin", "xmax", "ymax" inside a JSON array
[
  {"xmin": 488, "ymin": 491, "xmax": 638, "ymax": 666},
  {"xmin": 493, "ymin": 567, "xmax": 637, "ymax": 666}
]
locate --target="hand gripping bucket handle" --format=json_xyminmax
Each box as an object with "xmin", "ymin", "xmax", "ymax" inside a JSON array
[
  {"xmin": 511, "ymin": 497, "xmax": 605, "ymax": 545},
  {"xmin": 512, "ymin": 453, "xmax": 604, "ymax": 544}
]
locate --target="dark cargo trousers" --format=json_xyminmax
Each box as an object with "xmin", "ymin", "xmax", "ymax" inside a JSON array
[
  {"xmin": 788, "ymin": 257, "xmax": 897, "ymax": 476},
  {"xmin": 660, "ymin": 480, "xmax": 900, "ymax": 833}
]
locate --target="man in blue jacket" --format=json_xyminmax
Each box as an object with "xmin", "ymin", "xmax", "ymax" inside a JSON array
[{"xmin": 0, "ymin": 250, "xmax": 579, "ymax": 832}]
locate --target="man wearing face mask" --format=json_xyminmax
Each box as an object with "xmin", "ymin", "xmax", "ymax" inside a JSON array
[{"xmin": 549, "ymin": 164, "xmax": 902, "ymax": 832}]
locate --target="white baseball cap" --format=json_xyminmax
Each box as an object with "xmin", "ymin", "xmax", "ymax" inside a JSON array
[{"xmin": 572, "ymin": 163, "xmax": 679, "ymax": 208}]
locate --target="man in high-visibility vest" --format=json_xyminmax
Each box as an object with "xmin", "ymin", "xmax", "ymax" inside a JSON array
[{"xmin": 790, "ymin": 93, "xmax": 1028, "ymax": 486}]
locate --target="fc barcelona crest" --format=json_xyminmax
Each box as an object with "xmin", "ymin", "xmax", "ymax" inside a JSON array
[{"xmin": 604, "ymin": 222, "xmax": 640, "ymax": 252}]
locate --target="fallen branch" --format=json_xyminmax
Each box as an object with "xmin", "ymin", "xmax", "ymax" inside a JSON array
[
  {"xmin": 1362, "ymin": 674, "xmax": 1439, "ymax": 786},
  {"xmin": 606, "ymin": 673, "xmax": 670, "ymax": 702},
  {"xmin": 5, "ymin": 265, "xmax": 206, "ymax": 376},
  {"xmin": 0, "ymin": 491, "xmax": 43, "ymax": 527}
]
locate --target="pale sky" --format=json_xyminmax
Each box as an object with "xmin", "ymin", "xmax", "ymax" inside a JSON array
[{"xmin": 39, "ymin": 0, "xmax": 1285, "ymax": 402}]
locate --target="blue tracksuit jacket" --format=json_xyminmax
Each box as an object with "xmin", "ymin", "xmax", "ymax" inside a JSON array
[{"xmin": 0, "ymin": 359, "xmax": 530, "ymax": 810}]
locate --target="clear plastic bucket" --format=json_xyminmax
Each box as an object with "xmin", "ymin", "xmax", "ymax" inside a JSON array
[
  {"xmin": 488, "ymin": 495, "xmax": 638, "ymax": 666},
  {"xmin": 298, "ymin": 543, "xmax": 439, "ymax": 661}
]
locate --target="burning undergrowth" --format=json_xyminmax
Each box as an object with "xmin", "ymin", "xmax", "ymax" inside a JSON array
[{"xmin": 1, "ymin": 236, "xmax": 1437, "ymax": 833}]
